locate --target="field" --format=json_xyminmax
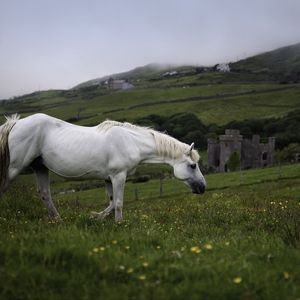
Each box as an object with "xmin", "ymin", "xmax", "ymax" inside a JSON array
[
  {"xmin": 1, "ymin": 80, "xmax": 300, "ymax": 126},
  {"xmin": 0, "ymin": 164, "xmax": 299, "ymax": 300}
]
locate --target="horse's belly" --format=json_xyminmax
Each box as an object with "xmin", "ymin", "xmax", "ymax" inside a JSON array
[
  {"xmin": 43, "ymin": 156, "xmax": 107, "ymax": 179},
  {"xmin": 42, "ymin": 154, "xmax": 105, "ymax": 178},
  {"xmin": 41, "ymin": 138, "xmax": 108, "ymax": 179}
]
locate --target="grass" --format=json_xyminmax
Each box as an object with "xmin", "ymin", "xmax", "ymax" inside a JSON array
[
  {"xmin": 50, "ymin": 163, "xmax": 300, "ymax": 201},
  {"xmin": 0, "ymin": 164, "xmax": 299, "ymax": 299},
  {"xmin": 102, "ymin": 85, "xmax": 300, "ymax": 125},
  {"xmin": 1, "ymin": 82, "xmax": 299, "ymax": 126}
]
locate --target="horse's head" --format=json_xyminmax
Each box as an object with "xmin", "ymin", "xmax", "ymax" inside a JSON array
[{"xmin": 173, "ymin": 143, "xmax": 206, "ymax": 194}]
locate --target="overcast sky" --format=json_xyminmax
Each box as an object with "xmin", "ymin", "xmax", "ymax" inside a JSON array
[{"xmin": 1, "ymin": 0, "xmax": 300, "ymax": 99}]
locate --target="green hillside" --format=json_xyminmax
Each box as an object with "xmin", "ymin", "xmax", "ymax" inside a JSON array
[
  {"xmin": 230, "ymin": 43, "xmax": 300, "ymax": 81},
  {"xmin": 1, "ymin": 83, "xmax": 299, "ymax": 127},
  {"xmin": 73, "ymin": 63, "xmax": 178, "ymax": 89}
]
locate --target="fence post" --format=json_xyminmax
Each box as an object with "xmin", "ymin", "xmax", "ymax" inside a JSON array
[
  {"xmin": 75, "ymin": 196, "xmax": 80, "ymax": 207},
  {"xmin": 134, "ymin": 188, "xmax": 138, "ymax": 201},
  {"xmin": 159, "ymin": 176, "xmax": 163, "ymax": 197},
  {"xmin": 278, "ymin": 160, "xmax": 282, "ymax": 179},
  {"xmin": 239, "ymin": 166, "xmax": 243, "ymax": 185}
]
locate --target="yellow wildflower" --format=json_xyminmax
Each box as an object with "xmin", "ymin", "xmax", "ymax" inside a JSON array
[
  {"xmin": 204, "ymin": 243, "xmax": 213, "ymax": 250},
  {"xmin": 190, "ymin": 246, "xmax": 201, "ymax": 254},
  {"xmin": 283, "ymin": 272, "xmax": 290, "ymax": 280},
  {"xmin": 127, "ymin": 268, "xmax": 134, "ymax": 274},
  {"xmin": 142, "ymin": 262, "xmax": 149, "ymax": 268},
  {"xmin": 138, "ymin": 275, "xmax": 146, "ymax": 280},
  {"xmin": 233, "ymin": 277, "xmax": 242, "ymax": 284}
]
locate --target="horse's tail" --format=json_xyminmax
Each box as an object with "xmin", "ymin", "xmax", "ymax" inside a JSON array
[{"xmin": 0, "ymin": 114, "xmax": 20, "ymax": 193}]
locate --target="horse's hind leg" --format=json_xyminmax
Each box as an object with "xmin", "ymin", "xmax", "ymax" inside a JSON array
[
  {"xmin": 91, "ymin": 180, "xmax": 114, "ymax": 219},
  {"xmin": 32, "ymin": 161, "xmax": 60, "ymax": 220}
]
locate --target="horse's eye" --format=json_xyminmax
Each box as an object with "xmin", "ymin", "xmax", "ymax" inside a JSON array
[{"xmin": 190, "ymin": 164, "xmax": 196, "ymax": 169}]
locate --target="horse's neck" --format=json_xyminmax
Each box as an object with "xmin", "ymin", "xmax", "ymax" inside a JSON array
[
  {"xmin": 138, "ymin": 131, "xmax": 175, "ymax": 166},
  {"xmin": 143, "ymin": 154, "xmax": 173, "ymax": 165}
]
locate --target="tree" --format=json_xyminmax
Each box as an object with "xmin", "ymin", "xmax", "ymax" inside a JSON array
[{"xmin": 227, "ymin": 152, "xmax": 240, "ymax": 172}]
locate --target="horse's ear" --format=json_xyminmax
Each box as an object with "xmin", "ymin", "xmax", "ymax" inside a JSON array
[{"xmin": 189, "ymin": 142, "xmax": 195, "ymax": 156}]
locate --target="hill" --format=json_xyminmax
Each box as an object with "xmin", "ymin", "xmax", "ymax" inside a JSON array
[
  {"xmin": 74, "ymin": 43, "xmax": 300, "ymax": 89},
  {"xmin": 230, "ymin": 43, "xmax": 300, "ymax": 82},
  {"xmin": 1, "ymin": 83, "xmax": 299, "ymax": 126},
  {"xmin": 73, "ymin": 63, "xmax": 187, "ymax": 89}
]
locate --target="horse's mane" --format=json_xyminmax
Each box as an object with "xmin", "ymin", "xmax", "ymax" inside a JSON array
[
  {"xmin": 97, "ymin": 120, "xmax": 200, "ymax": 162},
  {"xmin": 97, "ymin": 120, "xmax": 143, "ymax": 132}
]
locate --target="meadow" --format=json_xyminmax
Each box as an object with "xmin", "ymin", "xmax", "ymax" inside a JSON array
[
  {"xmin": 1, "ymin": 82, "xmax": 299, "ymax": 126},
  {"xmin": 0, "ymin": 163, "xmax": 299, "ymax": 300}
]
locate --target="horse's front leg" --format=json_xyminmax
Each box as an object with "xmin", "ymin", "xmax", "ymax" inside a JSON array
[
  {"xmin": 91, "ymin": 180, "xmax": 114, "ymax": 219},
  {"xmin": 111, "ymin": 172, "xmax": 127, "ymax": 222}
]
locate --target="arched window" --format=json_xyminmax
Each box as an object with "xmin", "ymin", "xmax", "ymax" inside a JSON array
[
  {"xmin": 224, "ymin": 164, "xmax": 228, "ymax": 172},
  {"xmin": 262, "ymin": 152, "xmax": 268, "ymax": 160}
]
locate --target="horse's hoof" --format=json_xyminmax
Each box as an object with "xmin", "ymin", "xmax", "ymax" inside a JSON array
[
  {"xmin": 115, "ymin": 217, "xmax": 123, "ymax": 222},
  {"xmin": 90, "ymin": 211, "xmax": 106, "ymax": 220},
  {"xmin": 90, "ymin": 211, "xmax": 100, "ymax": 218},
  {"xmin": 48, "ymin": 215, "xmax": 62, "ymax": 223}
]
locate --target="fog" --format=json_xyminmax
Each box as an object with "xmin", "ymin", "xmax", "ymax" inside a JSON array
[{"xmin": 1, "ymin": 0, "xmax": 300, "ymax": 99}]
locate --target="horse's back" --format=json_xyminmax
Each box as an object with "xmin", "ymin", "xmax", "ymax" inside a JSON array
[{"xmin": 10, "ymin": 113, "xmax": 63, "ymax": 135}]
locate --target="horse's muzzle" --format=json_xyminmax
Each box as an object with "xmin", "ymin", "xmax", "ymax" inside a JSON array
[{"xmin": 190, "ymin": 181, "xmax": 206, "ymax": 194}]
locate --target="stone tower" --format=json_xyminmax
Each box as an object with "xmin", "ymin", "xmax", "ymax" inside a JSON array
[
  {"xmin": 207, "ymin": 138, "xmax": 220, "ymax": 169},
  {"xmin": 219, "ymin": 129, "xmax": 243, "ymax": 172}
]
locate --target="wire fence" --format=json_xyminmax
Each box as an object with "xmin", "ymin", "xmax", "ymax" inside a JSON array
[{"xmin": 53, "ymin": 163, "xmax": 300, "ymax": 203}]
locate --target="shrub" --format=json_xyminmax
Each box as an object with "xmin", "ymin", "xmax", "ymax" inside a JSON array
[
  {"xmin": 132, "ymin": 175, "xmax": 151, "ymax": 183},
  {"xmin": 227, "ymin": 152, "xmax": 240, "ymax": 172}
]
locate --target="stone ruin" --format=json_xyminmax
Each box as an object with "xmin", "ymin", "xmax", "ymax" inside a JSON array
[{"xmin": 207, "ymin": 129, "xmax": 275, "ymax": 172}]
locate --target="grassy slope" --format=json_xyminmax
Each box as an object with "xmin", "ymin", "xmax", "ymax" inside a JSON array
[
  {"xmin": 0, "ymin": 164, "xmax": 299, "ymax": 300},
  {"xmin": 230, "ymin": 43, "xmax": 300, "ymax": 75},
  {"xmin": 101, "ymin": 85, "xmax": 300, "ymax": 125},
  {"xmin": 1, "ymin": 83, "xmax": 299, "ymax": 126}
]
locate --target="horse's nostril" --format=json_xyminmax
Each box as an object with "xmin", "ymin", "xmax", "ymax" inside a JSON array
[
  {"xmin": 191, "ymin": 182, "xmax": 206, "ymax": 194},
  {"xmin": 199, "ymin": 184, "xmax": 205, "ymax": 194}
]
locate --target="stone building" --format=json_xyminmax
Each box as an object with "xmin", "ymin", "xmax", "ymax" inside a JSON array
[
  {"xmin": 105, "ymin": 78, "xmax": 134, "ymax": 90},
  {"xmin": 208, "ymin": 129, "xmax": 275, "ymax": 172}
]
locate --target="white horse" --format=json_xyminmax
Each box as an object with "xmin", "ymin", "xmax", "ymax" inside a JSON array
[{"xmin": 0, "ymin": 113, "xmax": 206, "ymax": 221}]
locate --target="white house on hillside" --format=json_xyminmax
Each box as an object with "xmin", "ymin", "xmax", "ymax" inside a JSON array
[
  {"xmin": 216, "ymin": 63, "xmax": 230, "ymax": 72},
  {"xmin": 105, "ymin": 78, "xmax": 134, "ymax": 90}
]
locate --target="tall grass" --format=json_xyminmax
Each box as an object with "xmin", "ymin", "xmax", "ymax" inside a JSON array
[{"xmin": 0, "ymin": 164, "xmax": 299, "ymax": 299}]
